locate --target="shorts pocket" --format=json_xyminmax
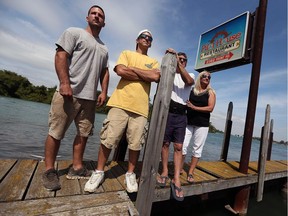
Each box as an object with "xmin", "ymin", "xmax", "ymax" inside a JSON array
[
  {"xmin": 139, "ymin": 122, "xmax": 149, "ymax": 147},
  {"xmin": 100, "ymin": 118, "xmax": 110, "ymax": 140}
]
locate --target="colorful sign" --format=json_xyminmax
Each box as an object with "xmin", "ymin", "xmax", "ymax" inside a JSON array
[{"xmin": 195, "ymin": 12, "xmax": 251, "ymax": 72}]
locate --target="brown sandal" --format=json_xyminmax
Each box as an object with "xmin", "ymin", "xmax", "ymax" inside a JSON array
[
  {"xmin": 157, "ymin": 176, "xmax": 169, "ymax": 187},
  {"xmin": 187, "ymin": 174, "xmax": 195, "ymax": 184},
  {"xmin": 170, "ymin": 182, "xmax": 184, "ymax": 201}
]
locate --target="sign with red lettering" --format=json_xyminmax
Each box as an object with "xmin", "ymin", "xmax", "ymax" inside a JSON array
[{"xmin": 195, "ymin": 12, "xmax": 251, "ymax": 72}]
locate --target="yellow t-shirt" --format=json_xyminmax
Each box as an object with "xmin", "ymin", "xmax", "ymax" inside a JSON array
[{"xmin": 107, "ymin": 50, "xmax": 159, "ymax": 118}]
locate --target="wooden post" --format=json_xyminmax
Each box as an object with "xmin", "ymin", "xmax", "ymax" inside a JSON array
[
  {"xmin": 258, "ymin": 126, "xmax": 264, "ymax": 162},
  {"xmin": 239, "ymin": 0, "xmax": 268, "ymax": 174},
  {"xmin": 234, "ymin": 0, "xmax": 268, "ymax": 214},
  {"xmin": 233, "ymin": 185, "xmax": 251, "ymax": 216},
  {"xmin": 220, "ymin": 102, "xmax": 233, "ymax": 161},
  {"xmin": 135, "ymin": 53, "xmax": 177, "ymax": 216},
  {"xmin": 257, "ymin": 104, "xmax": 270, "ymax": 202},
  {"xmin": 266, "ymin": 119, "xmax": 273, "ymax": 160}
]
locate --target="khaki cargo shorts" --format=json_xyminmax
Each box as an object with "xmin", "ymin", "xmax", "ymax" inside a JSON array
[
  {"xmin": 100, "ymin": 107, "xmax": 147, "ymax": 151},
  {"xmin": 48, "ymin": 91, "xmax": 96, "ymax": 140}
]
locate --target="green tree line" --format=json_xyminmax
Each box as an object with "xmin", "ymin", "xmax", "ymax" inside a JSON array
[
  {"xmin": 0, "ymin": 69, "xmax": 221, "ymax": 132},
  {"xmin": 0, "ymin": 70, "xmax": 56, "ymax": 104},
  {"xmin": 0, "ymin": 69, "xmax": 110, "ymax": 114}
]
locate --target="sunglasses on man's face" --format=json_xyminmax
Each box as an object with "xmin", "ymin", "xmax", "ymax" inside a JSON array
[
  {"xmin": 179, "ymin": 57, "xmax": 187, "ymax": 62},
  {"xmin": 138, "ymin": 33, "xmax": 153, "ymax": 42},
  {"xmin": 201, "ymin": 74, "xmax": 211, "ymax": 80}
]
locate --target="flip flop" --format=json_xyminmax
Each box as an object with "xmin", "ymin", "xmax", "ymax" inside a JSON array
[
  {"xmin": 187, "ymin": 174, "xmax": 194, "ymax": 184},
  {"xmin": 157, "ymin": 176, "xmax": 169, "ymax": 187},
  {"xmin": 170, "ymin": 182, "xmax": 184, "ymax": 201}
]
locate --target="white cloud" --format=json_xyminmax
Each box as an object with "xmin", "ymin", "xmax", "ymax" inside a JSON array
[{"xmin": 0, "ymin": 0, "xmax": 286, "ymax": 141}]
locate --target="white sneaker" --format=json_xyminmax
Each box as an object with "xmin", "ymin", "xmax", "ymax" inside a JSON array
[
  {"xmin": 125, "ymin": 172, "xmax": 138, "ymax": 193},
  {"xmin": 84, "ymin": 171, "xmax": 104, "ymax": 193}
]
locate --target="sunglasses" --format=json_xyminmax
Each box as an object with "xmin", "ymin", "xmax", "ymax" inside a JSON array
[
  {"xmin": 179, "ymin": 57, "xmax": 187, "ymax": 62},
  {"xmin": 138, "ymin": 33, "xmax": 153, "ymax": 42},
  {"xmin": 201, "ymin": 74, "xmax": 211, "ymax": 80}
]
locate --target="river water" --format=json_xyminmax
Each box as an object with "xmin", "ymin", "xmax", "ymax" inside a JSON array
[{"xmin": 0, "ymin": 96, "xmax": 287, "ymax": 215}]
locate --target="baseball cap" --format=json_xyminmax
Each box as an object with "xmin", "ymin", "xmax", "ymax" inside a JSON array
[{"xmin": 137, "ymin": 29, "xmax": 152, "ymax": 38}]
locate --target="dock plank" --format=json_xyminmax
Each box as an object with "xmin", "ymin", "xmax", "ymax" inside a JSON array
[
  {"xmin": 0, "ymin": 159, "xmax": 17, "ymax": 181},
  {"xmin": 181, "ymin": 163, "xmax": 218, "ymax": 183},
  {"xmin": 101, "ymin": 163, "xmax": 124, "ymax": 192},
  {"xmin": 25, "ymin": 161, "xmax": 55, "ymax": 199},
  {"xmin": 197, "ymin": 161, "xmax": 247, "ymax": 179},
  {"xmin": 157, "ymin": 162, "xmax": 217, "ymax": 186},
  {"xmin": 266, "ymin": 161, "xmax": 287, "ymax": 172},
  {"xmin": 0, "ymin": 158, "xmax": 286, "ymax": 213},
  {"xmin": 277, "ymin": 160, "xmax": 288, "ymax": 166},
  {"xmin": 49, "ymin": 201, "xmax": 138, "ymax": 216},
  {"xmin": 226, "ymin": 161, "xmax": 257, "ymax": 175},
  {"xmin": 0, "ymin": 160, "xmax": 37, "ymax": 202},
  {"xmin": 56, "ymin": 160, "xmax": 82, "ymax": 197},
  {"xmin": 108, "ymin": 161, "xmax": 126, "ymax": 189},
  {"xmin": 248, "ymin": 161, "xmax": 288, "ymax": 173},
  {"xmin": 0, "ymin": 191, "xmax": 139, "ymax": 216}
]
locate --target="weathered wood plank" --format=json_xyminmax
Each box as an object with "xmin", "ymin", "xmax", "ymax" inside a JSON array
[
  {"xmin": 157, "ymin": 161, "xmax": 218, "ymax": 187},
  {"xmin": 101, "ymin": 162, "xmax": 123, "ymax": 192},
  {"xmin": 117, "ymin": 161, "xmax": 143, "ymax": 177},
  {"xmin": 56, "ymin": 160, "xmax": 81, "ymax": 197},
  {"xmin": 277, "ymin": 160, "xmax": 288, "ymax": 166},
  {"xmin": 266, "ymin": 161, "xmax": 287, "ymax": 171},
  {"xmin": 49, "ymin": 201, "xmax": 138, "ymax": 216},
  {"xmin": 197, "ymin": 161, "xmax": 247, "ymax": 179},
  {"xmin": 136, "ymin": 53, "xmax": 177, "ymax": 215},
  {"xmin": 0, "ymin": 191, "xmax": 139, "ymax": 216},
  {"xmin": 181, "ymin": 163, "xmax": 218, "ymax": 183},
  {"xmin": 0, "ymin": 159, "xmax": 17, "ymax": 182},
  {"xmin": 0, "ymin": 160, "xmax": 37, "ymax": 202},
  {"xmin": 25, "ymin": 161, "xmax": 55, "ymax": 199},
  {"xmin": 227, "ymin": 161, "xmax": 257, "ymax": 175},
  {"xmin": 248, "ymin": 161, "xmax": 288, "ymax": 173},
  {"xmin": 108, "ymin": 161, "xmax": 126, "ymax": 189},
  {"xmin": 0, "ymin": 158, "xmax": 286, "ymax": 208},
  {"xmin": 154, "ymin": 175, "xmax": 260, "ymax": 202}
]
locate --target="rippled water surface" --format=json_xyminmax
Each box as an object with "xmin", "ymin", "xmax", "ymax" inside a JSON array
[
  {"xmin": 0, "ymin": 96, "xmax": 287, "ymax": 162},
  {"xmin": 0, "ymin": 96, "xmax": 287, "ymax": 216}
]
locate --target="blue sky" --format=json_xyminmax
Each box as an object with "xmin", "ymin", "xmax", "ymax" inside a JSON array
[{"xmin": 0, "ymin": 0, "xmax": 287, "ymax": 142}]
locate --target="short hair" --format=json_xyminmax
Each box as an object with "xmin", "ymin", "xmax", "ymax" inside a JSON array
[{"xmin": 88, "ymin": 5, "xmax": 105, "ymax": 18}]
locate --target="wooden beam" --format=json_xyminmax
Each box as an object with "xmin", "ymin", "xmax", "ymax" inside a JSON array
[{"xmin": 135, "ymin": 53, "xmax": 177, "ymax": 215}]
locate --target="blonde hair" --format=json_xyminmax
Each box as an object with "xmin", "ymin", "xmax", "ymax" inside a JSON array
[{"xmin": 193, "ymin": 70, "xmax": 215, "ymax": 96}]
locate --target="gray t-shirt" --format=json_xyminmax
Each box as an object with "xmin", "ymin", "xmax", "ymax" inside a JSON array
[{"xmin": 56, "ymin": 27, "xmax": 109, "ymax": 100}]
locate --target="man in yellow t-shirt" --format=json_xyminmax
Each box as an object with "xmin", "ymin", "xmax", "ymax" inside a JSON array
[{"xmin": 85, "ymin": 29, "xmax": 160, "ymax": 193}]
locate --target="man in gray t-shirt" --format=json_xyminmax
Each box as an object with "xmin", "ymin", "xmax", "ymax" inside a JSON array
[{"xmin": 42, "ymin": 5, "xmax": 109, "ymax": 191}]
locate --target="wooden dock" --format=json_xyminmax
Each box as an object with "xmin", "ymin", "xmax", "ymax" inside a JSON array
[{"xmin": 0, "ymin": 159, "xmax": 287, "ymax": 215}]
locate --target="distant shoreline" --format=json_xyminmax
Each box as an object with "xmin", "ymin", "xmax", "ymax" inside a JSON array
[
  {"xmin": 233, "ymin": 133, "xmax": 287, "ymax": 146},
  {"xmin": 1, "ymin": 69, "xmax": 287, "ymax": 144}
]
